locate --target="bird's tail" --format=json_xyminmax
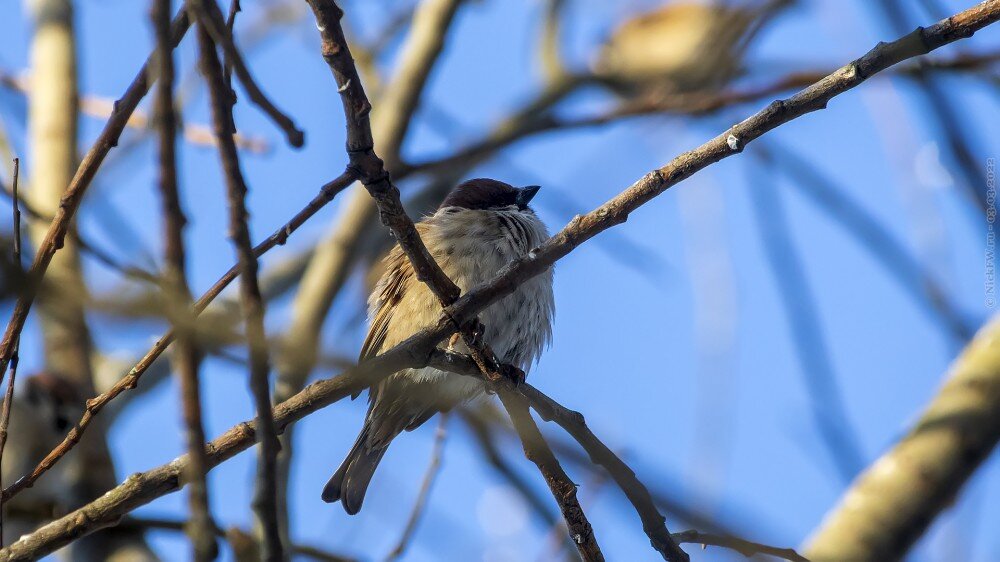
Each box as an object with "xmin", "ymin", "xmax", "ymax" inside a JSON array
[{"xmin": 322, "ymin": 419, "xmax": 390, "ymax": 514}]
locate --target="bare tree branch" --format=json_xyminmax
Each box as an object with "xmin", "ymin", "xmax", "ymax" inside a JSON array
[
  {"xmin": 154, "ymin": 0, "xmax": 217, "ymax": 559},
  {"xmin": 0, "ymin": 8, "xmax": 191, "ymax": 385},
  {"xmin": 432, "ymin": 351, "xmax": 686, "ymax": 561},
  {"xmin": 123, "ymin": 517, "xmax": 356, "ymax": 562},
  {"xmin": 804, "ymin": 313, "xmax": 1000, "ymax": 561},
  {"xmin": 0, "ymin": 69, "xmax": 270, "ymax": 153},
  {"xmin": 498, "ymin": 390, "xmax": 604, "ymax": 561},
  {"xmin": 672, "ymin": 530, "xmax": 808, "ymax": 562},
  {"xmin": 187, "ymin": 0, "xmax": 304, "ymax": 148},
  {"xmin": 193, "ymin": 4, "xmax": 281, "ymax": 558},
  {"xmin": 0, "ymin": 158, "xmax": 22, "ymax": 545},
  {"xmin": 0, "ymin": 169, "xmax": 357, "ymax": 504}
]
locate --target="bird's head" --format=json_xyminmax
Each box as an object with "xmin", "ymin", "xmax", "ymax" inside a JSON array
[{"xmin": 439, "ymin": 178, "xmax": 541, "ymax": 213}]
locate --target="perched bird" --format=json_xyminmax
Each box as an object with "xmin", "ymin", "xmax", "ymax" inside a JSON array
[
  {"xmin": 593, "ymin": 0, "xmax": 796, "ymax": 94},
  {"xmin": 323, "ymin": 178, "xmax": 555, "ymax": 514}
]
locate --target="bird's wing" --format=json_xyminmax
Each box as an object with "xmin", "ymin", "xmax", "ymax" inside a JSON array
[{"xmin": 358, "ymin": 246, "xmax": 412, "ymax": 362}]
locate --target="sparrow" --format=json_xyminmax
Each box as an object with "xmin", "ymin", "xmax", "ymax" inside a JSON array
[
  {"xmin": 322, "ymin": 178, "xmax": 555, "ymax": 514},
  {"xmin": 594, "ymin": 0, "xmax": 795, "ymax": 95}
]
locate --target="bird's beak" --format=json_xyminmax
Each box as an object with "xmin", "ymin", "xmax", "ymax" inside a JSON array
[{"xmin": 517, "ymin": 185, "xmax": 541, "ymax": 209}]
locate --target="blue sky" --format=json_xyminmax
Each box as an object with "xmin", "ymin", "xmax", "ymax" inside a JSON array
[{"xmin": 1, "ymin": 0, "xmax": 998, "ymax": 560}]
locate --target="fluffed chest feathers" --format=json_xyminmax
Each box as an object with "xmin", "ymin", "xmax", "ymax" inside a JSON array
[{"xmin": 424, "ymin": 207, "xmax": 555, "ymax": 369}]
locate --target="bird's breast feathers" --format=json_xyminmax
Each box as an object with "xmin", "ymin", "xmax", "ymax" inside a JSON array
[{"xmin": 363, "ymin": 206, "xmax": 554, "ymax": 397}]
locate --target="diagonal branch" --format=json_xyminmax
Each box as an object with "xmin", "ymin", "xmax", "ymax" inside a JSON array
[
  {"xmin": 186, "ymin": 0, "xmax": 304, "ymax": 147},
  {"xmin": 0, "ymin": 168, "xmax": 357, "ymax": 504},
  {"xmin": 306, "ymin": 0, "xmax": 459, "ymax": 304},
  {"xmin": 0, "ymin": 8, "xmax": 192, "ymax": 383},
  {"xmin": 0, "ymin": 158, "xmax": 23, "ymax": 545},
  {"xmin": 672, "ymin": 530, "xmax": 808, "ymax": 562},
  {"xmin": 431, "ymin": 351, "xmax": 686, "ymax": 561},
  {"xmin": 194, "ymin": 4, "xmax": 282, "ymax": 559},
  {"xmin": 498, "ymin": 390, "xmax": 603, "ymax": 561},
  {"xmin": 804, "ymin": 313, "xmax": 1000, "ymax": 561},
  {"xmin": 154, "ymin": 0, "xmax": 217, "ymax": 559}
]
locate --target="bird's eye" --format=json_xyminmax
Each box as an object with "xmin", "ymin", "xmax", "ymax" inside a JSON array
[{"xmin": 55, "ymin": 415, "xmax": 69, "ymax": 432}]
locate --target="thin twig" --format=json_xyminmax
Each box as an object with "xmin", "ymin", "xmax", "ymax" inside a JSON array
[
  {"xmin": 0, "ymin": 181, "xmax": 161, "ymax": 285},
  {"xmin": 154, "ymin": 0, "xmax": 217, "ymax": 560},
  {"xmin": 383, "ymin": 414, "xmax": 448, "ymax": 562},
  {"xmin": 222, "ymin": 0, "xmax": 240, "ymax": 90},
  {"xmin": 459, "ymin": 409, "xmax": 565, "ymax": 532},
  {"xmin": 0, "ymin": 8, "xmax": 192, "ymax": 388},
  {"xmin": 396, "ymin": 50, "xmax": 1000, "ymax": 181},
  {"xmin": 0, "ymin": 158, "xmax": 23, "ymax": 546},
  {"xmin": 672, "ymin": 530, "xmax": 808, "ymax": 562},
  {"xmin": 188, "ymin": 0, "xmax": 303, "ymax": 147},
  {"xmin": 496, "ymin": 390, "xmax": 604, "ymax": 561},
  {"xmin": 1, "ymin": 4, "xmax": 997, "ymax": 556},
  {"xmin": 306, "ymin": 0, "xmax": 458, "ymax": 303},
  {"xmin": 0, "ymin": 69, "xmax": 269, "ymax": 153},
  {"xmin": 0, "ymin": 169, "xmax": 356, "ymax": 505},
  {"xmin": 194, "ymin": 11, "xmax": 282, "ymax": 560},
  {"xmin": 433, "ymin": 351, "xmax": 687, "ymax": 561},
  {"xmin": 123, "ymin": 517, "xmax": 356, "ymax": 562}
]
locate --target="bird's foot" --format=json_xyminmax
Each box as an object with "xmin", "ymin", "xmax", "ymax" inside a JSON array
[
  {"xmin": 464, "ymin": 319, "xmax": 486, "ymax": 349},
  {"xmin": 497, "ymin": 363, "xmax": 525, "ymax": 387}
]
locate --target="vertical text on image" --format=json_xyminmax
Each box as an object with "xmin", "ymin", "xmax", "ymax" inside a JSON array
[{"xmin": 987, "ymin": 157, "xmax": 996, "ymax": 308}]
